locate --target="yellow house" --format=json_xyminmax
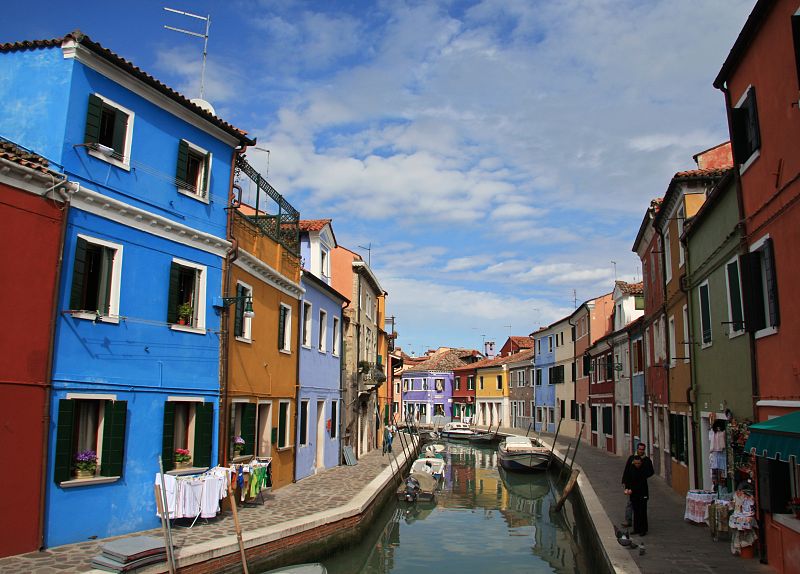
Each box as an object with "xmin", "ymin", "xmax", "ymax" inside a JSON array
[
  {"xmin": 222, "ymin": 171, "xmax": 303, "ymax": 489},
  {"xmin": 474, "ymin": 355, "xmax": 509, "ymax": 428}
]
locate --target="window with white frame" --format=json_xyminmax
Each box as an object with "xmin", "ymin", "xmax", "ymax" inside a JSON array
[
  {"xmin": 668, "ymin": 315, "xmax": 677, "ymax": 366},
  {"xmin": 698, "ymin": 281, "xmax": 712, "ymax": 347},
  {"xmin": 726, "ymin": 258, "xmax": 745, "ymax": 336},
  {"xmin": 548, "ymin": 336, "xmax": 553, "ymax": 352},
  {"xmin": 166, "ymin": 398, "xmax": 214, "ymax": 468},
  {"xmin": 298, "ymin": 399, "xmax": 309, "ymax": 446},
  {"xmin": 167, "ymin": 258, "xmax": 207, "ymax": 330},
  {"xmin": 677, "ymin": 204, "xmax": 686, "ymax": 267},
  {"xmin": 365, "ymin": 292, "xmax": 373, "ymax": 319},
  {"xmin": 278, "ymin": 303, "xmax": 292, "ymax": 352},
  {"xmin": 320, "ymin": 248, "xmax": 329, "ymax": 278},
  {"xmin": 83, "ymin": 93, "xmax": 134, "ymax": 170},
  {"xmin": 467, "ymin": 375, "xmax": 475, "ymax": 390},
  {"xmin": 332, "ymin": 316, "xmax": 340, "ymax": 355},
  {"xmin": 454, "ymin": 376, "xmax": 461, "ymax": 391},
  {"xmin": 69, "ymin": 235, "xmax": 123, "ymax": 320},
  {"xmin": 176, "ymin": 139, "xmax": 212, "ymax": 200},
  {"xmin": 233, "ymin": 282, "xmax": 253, "ymax": 341},
  {"xmin": 731, "ymin": 86, "xmax": 761, "ymax": 169},
  {"xmin": 740, "ymin": 236, "xmax": 779, "ymax": 336},
  {"xmin": 278, "ymin": 400, "xmax": 291, "ymax": 448},
  {"xmin": 302, "ymin": 302, "xmax": 312, "ymax": 347},
  {"xmin": 664, "ymin": 229, "xmax": 672, "ymax": 283},
  {"xmin": 53, "ymin": 395, "xmax": 127, "ymax": 483},
  {"xmin": 318, "ymin": 309, "xmax": 327, "ymax": 352}
]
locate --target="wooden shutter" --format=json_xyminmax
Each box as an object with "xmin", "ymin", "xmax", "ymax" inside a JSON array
[
  {"xmin": 176, "ymin": 140, "xmax": 189, "ymax": 187},
  {"xmin": 763, "ymin": 238, "xmax": 780, "ymax": 328},
  {"xmin": 167, "ymin": 262, "xmax": 180, "ymax": 324},
  {"xmin": 69, "ymin": 237, "xmax": 88, "ymax": 310},
  {"xmin": 111, "ymin": 109, "xmax": 128, "ymax": 157},
  {"xmin": 193, "ymin": 402, "xmax": 214, "ymax": 468},
  {"xmin": 746, "ymin": 88, "xmax": 761, "ymax": 156},
  {"xmin": 84, "ymin": 94, "xmax": 103, "ymax": 145},
  {"xmin": 234, "ymin": 284, "xmax": 245, "ymax": 337},
  {"xmin": 100, "ymin": 400, "xmax": 127, "ymax": 477},
  {"xmin": 241, "ymin": 403, "xmax": 256, "ymax": 456},
  {"xmin": 741, "ymin": 250, "xmax": 769, "ymax": 332},
  {"xmin": 162, "ymin": 402, "xmax": 176, "ymax": 470},
  {"xmin": 54, "ymin": 399, "xmax": 76, "ymax": 483}
]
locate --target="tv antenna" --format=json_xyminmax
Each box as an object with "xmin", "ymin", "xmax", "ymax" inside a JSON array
[
  {"xmin": 611, "ymin": 260, "xmax": 617, "ymax": 281},
  {"xmin": 358, "ymin": 243, "xmax": 372, "ymax": 266},
  {"xmin": 164, "ymin": 7, "xmax": 211, "ymax": 100}
]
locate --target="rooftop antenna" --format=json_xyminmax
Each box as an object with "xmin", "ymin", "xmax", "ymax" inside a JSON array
[
  {"xmin": 358, "ymin": 243, "xmax": 372, "ymax": 266},
  {"xmin": 164, "ymin": 7, "xmax": 211, "ymax": 100},
  {"xmin": 252, "ymin": 147, "xmax": 271, "ymax": 178},
  {"xmin": 573, "ymin": 289, "xmax": 577, "ymax": 309},
  {"xmin": 611, "ymin": 260, "xmax": 617, "ymax": 281}
]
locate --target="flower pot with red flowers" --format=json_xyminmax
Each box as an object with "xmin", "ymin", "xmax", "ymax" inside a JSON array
[{"xmin": 174, "ymin": 448, "xmax": 191, "ymax": 469}]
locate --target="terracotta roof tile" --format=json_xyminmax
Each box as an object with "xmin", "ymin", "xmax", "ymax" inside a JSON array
[
  {"xmin": 407, "ymin": 348, "xmax": 468, "ymax": 372},
  {"xmin": 0, "ymin": 139, "xmax": 50, "ymax": 173},
  {"xmin": 509, "ymin": 336, "xmax": 536, "ymax": 349},
  {"xmin": 0, "ymin": 31, "xmax": 253, "ymax": 144},
  {"xmin": 616, "ymin": 280, "xmax": 643, "ymax": 295},
  {"xmin": 299, "ymin": 219, "xmax": 332, "ymax": 232},
  {"xmin": 673, "ymin": 166, "xmax": 732, "ymax": 179}
]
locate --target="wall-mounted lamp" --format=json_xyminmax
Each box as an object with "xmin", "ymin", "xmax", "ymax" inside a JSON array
[
  {"xmin": 216, "ymin": 295, "xmax": 255, "ymax": 318},
  {"xmin": 73, "ymin": 142, "xmax": 116, "ymax": 158}
]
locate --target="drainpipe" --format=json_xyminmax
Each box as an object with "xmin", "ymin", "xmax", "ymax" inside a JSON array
[
  {"xmin": 355, "ymin": 269, "xmax": 362, "ymax": 456},
  {"xmin": 338, "ymin": 301, "xmax": 347, "ymax": 464},
  {"xmin": 39, "ymin": 174, "xmax": 76, "ymax": 550},
  {"xmin": 219, "ymin": 147, "xmax": 247, "ymax": 467}
]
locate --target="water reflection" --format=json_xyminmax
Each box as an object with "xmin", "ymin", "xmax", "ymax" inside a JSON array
[{"xmin": 320, "ymin": 443, "xmax": 597, "ymax": 574}]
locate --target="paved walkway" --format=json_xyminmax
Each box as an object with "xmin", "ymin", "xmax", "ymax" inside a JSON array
[{"xmin": 535, "ymin": 429, "xmax": 774, "ymax": 574}]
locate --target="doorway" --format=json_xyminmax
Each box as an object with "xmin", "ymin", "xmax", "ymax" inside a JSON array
[{"xmin": 316, "ymin": 400, "xmax": 325, "ymax": 471}]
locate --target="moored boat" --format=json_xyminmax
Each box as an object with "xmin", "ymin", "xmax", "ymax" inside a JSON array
[
  {"xmin": 397, "ymin": 471, "xmax": 439, "ymax": 502},
  {"xmin": 439, "ymin": 421, "xmax": 478, "ymax": 440},
  {"xmin": 468, "ymin": 425, "xmax": 502, "ymax": 445},
  {"xmin": 497, "ymin": 436, "xmax": 551, "ymax": 472},
  {"xmin": 410, "ymin": 456, "xmax": 446, "ymax": 480}
]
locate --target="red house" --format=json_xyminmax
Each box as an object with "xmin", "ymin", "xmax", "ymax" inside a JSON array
[
  {"xmin": 0, "ymin": 139, "xmax": 70, "ymax": 556},
  {"xmin": 714, "ymin": 1, "xmax": 800, "ymax": 569}
]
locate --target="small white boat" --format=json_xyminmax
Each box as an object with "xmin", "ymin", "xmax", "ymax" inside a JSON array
[
  {"xmin": 497, "ymin": 436, "xmax": 551, "ymax": 472},
  {"xmin": 439, "ymin": 421, "xmax": 478, "ymax": 440},
  {"xmin": 410, "ymin": 456, "xmax": 446, "ymax": 480},
  {"xmin": 397, "ymin": 471, "xmax": 439, "ymax": 502}
]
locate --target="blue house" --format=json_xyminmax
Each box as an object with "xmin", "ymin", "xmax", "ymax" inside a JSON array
[
  {"xmin": 296, "ymin": 220, "xmax": 347, "ymax": 479},
  {"xmin": 0, "ymin": 31, "xmax": 253, "ymax": 546},
  {"xmin": 533, "ymin": 328, "xmax": 556, "ymax": 433},
  {"xmin": 401, "ymin": 349, "xmax": 469, "ymax": 423}
]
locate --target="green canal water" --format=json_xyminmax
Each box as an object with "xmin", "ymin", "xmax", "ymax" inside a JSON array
[{"xmin": 319, "ymin": 443, "xmax": 602, "ymax": 574}]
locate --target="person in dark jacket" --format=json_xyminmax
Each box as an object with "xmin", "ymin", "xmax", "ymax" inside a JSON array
[
  {"xmin": 623, "ymin": 455, "xmax": 654, "ymax": 536},
  {"xmin": 620, "ymin": 442, "xmax": 649, "ymax": 526}
]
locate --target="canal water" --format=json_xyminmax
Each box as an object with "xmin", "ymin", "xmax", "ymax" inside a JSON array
[{"xmin": 319, "ymin": 443, "xmax": 600, "ymax": 574}]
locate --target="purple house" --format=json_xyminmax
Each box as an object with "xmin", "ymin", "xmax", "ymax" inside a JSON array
[{"xmin": 401, "ymin": 348, "xmax": 470, "ymax": 424}]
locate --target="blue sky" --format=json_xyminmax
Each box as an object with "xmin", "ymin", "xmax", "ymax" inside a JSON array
[{"xmin": 1, "ymin": 1, "xmax": 755, "ymax": 355}]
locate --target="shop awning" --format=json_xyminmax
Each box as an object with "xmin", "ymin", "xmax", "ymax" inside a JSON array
[{"xmin": 745, "ymin": 410, "xmax": 800, "ymax": 462}]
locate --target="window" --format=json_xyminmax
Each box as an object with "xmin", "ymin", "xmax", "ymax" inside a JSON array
[
  {"xmin": 435, "ymin": 378, "xmax": 444, "ymax": 392},
  {"xmin": 605, "ymin": 353, "xmax": 614, "ymax": 381},
  {"xmin": 668, "ymin": 316, "xmax": 677, "ymax": 367},
  {"xmin": 670, "ymin": 413, "xmax": 688, "ymax": 463},
  {"xmin": 635, "ymin": 294, "xmax": 644, "ymax": 310},
  {"xmin": 299, "ymin": 400, "xmax": 309, "ymax": 446},
  {"xmin": 602, "ymin": 407, "xmax": 613, "ymax": 435},
  {"xmin": 549, "ymin": 365, "xmax": 565, "ymax": 385},
  {"xmin": 320, "ymin": 249, "xmax": 329, "ymax": 278},
  {"xmin": 278, "ymin": 303, "xmax": 292, "ymax": 352},
  {"xmin": 698, "ymin": 282, "xmax": 712, "ymax": 346},
  {"xmin": 496, "ymin": 375, "xmax": 502, "ymax": 390},
  {"xmin": 330, "ymin": 400, "xmax": 338, "ymax": 438},
  {"xmin": 535, "ymin": 369, "xmax": 542, "ymax": 386},
  {"xmin": 233, "ymin": 282, "xmax": 253, "ymax": 341},
  {"xmin": 549, "ymin": 408, "xmax": 555, "ymax": 424},
  {"xmin": 454, "ymin": 376, "xmax": 461, "ymax": 391},
  {"xmin": 53, "ymin": 396, "xmax": 127, "ymax": 483},
  {"xmin": 537, "ymin": 339, "xmax": 541, "ymax": 353},
  {"xmin": 725, "ymin": 259, "xmax": 745, "ymax": 336},
  {"xmin": 167, "ymin": 258, "xmax": 207, "ymax": 330},
  {"xmin": 479, "ymin": 376, "xmax": 484, "ymax": 390},
  {"xmin": 467, "ymin": 376, "xmax": 475, "ymax": 390},
  {"xmin": 318, "ymin": 309, "xmax": 327, "ymax": 352},
  {"xmin": 548, "ymin": 336, "xmax": 553, "ymax": 352},
  {"xmin": 677, "ymin": 204, "xmax": 685, "ymax": 267},
  {"xmin": 302, "ymin": 302, "xmax": 312, "ymax": 347},
  {"xmin": 591, "ymin": 407, "xmax": 598, "ymax": 432},
  {"xmin": 583, "ymin": 354, "xmax": 591, "ymax": 377},
  {"xmin": 632, "ymin": 339, "xmax": 643, "ymax": 374},
  {"xmin": 83, "ymin": 93, "xmax": 134, "ymax": 170},
  {"xmin": 229, "ymin": 401, "xmax": 256, "ymax": 457},
  {"xmin": 332, "ymin": 316, "xmax": 341, "ymax": 355},
  {"xmin": 664, "ymin": 230, "xmax": 672, "ymax": 283},
  {"xmin": 176, "ymin": 139, "xmax": 212, "ymax": 200},
  {"xmin": 731, "ymin": 86, "xmax": 761, "ymax": 169},
  {"xmin": 741, "ymin": 237, "xmax": 779, "ymax": 336},
  {"xmin": 162, "ymin": 399, "xmax": 213, "ymax": 469},
  {"xmin": 682, "ymin": 304, "xmax": 690, "ymax": 361},
  {"xmin": 570, "ymin": 400, "xmax": 577, "ymax": 420},
  {"xmin": 560, "ymin": 400, "xmax": 565, "ymax": 419},
  {"xmin": 364, "ymin": 292, "xmax": 373, "ymax": 319},
  {"xmin": 278, "ymin": 400, "xmax": 291, "ymax": 448},
  {"xmin": 69, "ymin": 235, "xmax": 123, "ymax": 320}
]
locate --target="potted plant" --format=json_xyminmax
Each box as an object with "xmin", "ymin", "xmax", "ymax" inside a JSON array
[
  {"xmin": 233, "ymin": 436, "xmax": 245, "ymax": 456},
  {"xmin": 177, "ymin": 302, "xmax": 193, "ymax": 325},
  {"xmin": 174, "ymin": 448, "xmax": 191, "ymax": 469},
  {"xmin": 74, "ymin": 450, "xmax": 97, "ymax": 479},
  {"xmin": 789, "ymin": 497, "xmax": 800, "ymax": 519}
]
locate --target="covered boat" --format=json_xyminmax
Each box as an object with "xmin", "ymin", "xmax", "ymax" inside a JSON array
[
  {"xmin": 497, "ymin": 436, "xmax": 551, "ymax": 472},
  {"xmin": 439, "ymin": 421, "xmax": 478, "ymax": 440},
  {"xmin": 397, "ymin": 471, "xmax": 439, "ymax": 502}
]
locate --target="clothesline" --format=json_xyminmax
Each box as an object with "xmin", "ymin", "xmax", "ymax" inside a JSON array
[{"xmin": 155, "ymin": 467, "xmax": 230, "ymax": 522}]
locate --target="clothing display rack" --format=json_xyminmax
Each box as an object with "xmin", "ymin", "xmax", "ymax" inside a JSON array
[{"xmin": 231, "ymin": 457, "xmax": 272, "ymax": 507}]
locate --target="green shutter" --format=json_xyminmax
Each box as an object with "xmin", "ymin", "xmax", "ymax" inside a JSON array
[
  {"xmin": 763, "ymin": 238, "xmax": 780, "ymax": 328},
  {"xmin": 112, "ymin": 109, "xmax": 128, "ymax": 157},
  {"xmin": 54, "ymin": 399, "xmax": 76, "ymax": 484},
  {"xmin": 84, "ymin": 94, "xmax": 103, "ymax": 145},
  {"xmin": 740, "ymin": 251, "xmax": 765, "ymax": 332},
  {"xmin": 176, "ymin": 140, "xmax": 189, "ymax": 187},
  {"xmin": 100, "ymin": 400, "xmax": 127, "ymax": 477},
  {"xmin": 162, "ymin": 402, "xmax": 176, "ymax": 471},
  {"xmin": 384, "ymin": 405, "xmax": 389, "ymax": 425},
  {"xmin": 278, "ymin": 306, "xmax": 286, "ymax": 350},
  {"xmin": 234, "ymin": 284, "xmax": 245, "ymax": 337},
  {"xmin": 99, "ymin": 245, "xmax": 114, "ymax": 315},
  {"xmin": 69, "ymin": 237, "xmax": 88, "ymax": 311},
  {"xmin": 201, "ymin": 152, "xmax": 211, "ymax": 196},
  {"xmin": 193, "ymin": 402, "xmax": 214, "ymax": 468},
  {"xmin": 241, "ymin": 403, "xmax": 256, "ymax": 456},
  {"xmin": 167, "ymin": 262, "xmax": 180, "ymax": 324}
]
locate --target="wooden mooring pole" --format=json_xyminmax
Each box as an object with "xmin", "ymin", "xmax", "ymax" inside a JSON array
[{"xmin": 554, "ymin": 469, "xmax": 580, "ymax": 511}]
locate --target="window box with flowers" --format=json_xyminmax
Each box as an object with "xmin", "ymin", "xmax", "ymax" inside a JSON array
[
  {"xmin": 73, "ymin": 450, "xmax": 97, "ymax": 479},
  {"xmin": 174, "ymin": 448, "xmax": 191, "ymax": 469}
]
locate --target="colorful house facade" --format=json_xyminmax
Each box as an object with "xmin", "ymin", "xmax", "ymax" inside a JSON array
[
  {"xmin": 401, "ymin": 348, "xmax": 468, "ymax": 424},
  {"xmin": 532, "ymin": 326, "xmax": 556, "ymax": 433}
]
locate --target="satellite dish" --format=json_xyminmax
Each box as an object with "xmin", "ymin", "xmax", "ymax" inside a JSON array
[{"xmin": 190, "ymin": 98, "xmax": 215, "ymax": 115}]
